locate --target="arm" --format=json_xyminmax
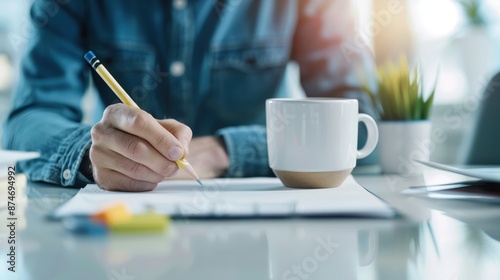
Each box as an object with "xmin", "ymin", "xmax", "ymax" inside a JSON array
[
  {"xmin": 192, "ymin": 1, "xmax": 378, "ymax": 177},
  {"xmin": 173, "ymin": 126, "xmax": 270, "ymax": 179},
  {"xmin": 291, "ymin": 0, "xmax": 379, "ymax": 165},
  {"xmin": 291, "ymin": 0, "xmax": 377, "ymax": 116},
  {"xmin": 3, "ymin": 0, "xmax": 92, "ymax": 187},
  {"xmin": 3, "ymin": 1, "xmax": 193, "ymax": 190},
  {"xmin": 215, "ymin": 125, "xmax": 271, "ymax": 177}
]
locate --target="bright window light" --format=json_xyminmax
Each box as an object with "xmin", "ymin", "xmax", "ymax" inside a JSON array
[
  {"xmin": 485, "ymin": 0, "xmax": 500, "ymax": 22},
  {"xmin": 434, "ymin": 67, "xmax": 468, "ymax": 104},
  {"xmin": 411, "ymin": 0, "xmax": 464, "ymax": 40}
]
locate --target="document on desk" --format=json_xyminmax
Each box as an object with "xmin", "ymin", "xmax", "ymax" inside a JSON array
[
  {"xmin": 417, "ymin": 160, "xmax": 500, "ymax": 182},
  {"xmin": 0, "ymin": 150, "xmax": 39, "ymax": 165},
  {"xmin": 0, "ymin": 150, "xmax": 39, "ymax": 179},
  {"xmin": 404, "ymin": 161, "xmax": 500, "ymax": 202},
  {"xmin": 53, "ymin": 176, "xmax": 395, "ymax": 219}
]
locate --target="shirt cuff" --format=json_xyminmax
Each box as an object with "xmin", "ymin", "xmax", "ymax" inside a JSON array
[
  {"xmin": 59, "ymin": 126, "xmax": 93, "ymax": 187},
  {"xmin": 25, "ymin": 126, "xmax": 93, "ymax": 188},
  {"xmin": 215, "ymin": 125, "xmax": 274, "ymax": 178}
]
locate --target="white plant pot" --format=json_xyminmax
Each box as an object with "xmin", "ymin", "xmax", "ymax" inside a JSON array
[{"xmin": 378, "ymin": 121, "xmax": 432, "ymax": 174}]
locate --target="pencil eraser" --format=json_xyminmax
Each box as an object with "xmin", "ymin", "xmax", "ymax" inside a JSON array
[
  {"xmin": 110, "ymin": 213, "xmax": 170, "ymax": 233},
  {"xmin": 92, "ymin": 203, "xmax": 132, "ymax": 225},
  {"xmin": 84, "ymin": 51, "xmax": 96, "ymax": 63}
]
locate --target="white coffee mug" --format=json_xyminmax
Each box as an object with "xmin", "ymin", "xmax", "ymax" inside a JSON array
[{"xmin": 266, "ymin": 98, "xmax": 378, "ymax": 188}]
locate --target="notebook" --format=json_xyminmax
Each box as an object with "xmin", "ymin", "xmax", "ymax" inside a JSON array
[{"xmin": 52, "ymin": 176, "xmax": 395, "ymax": 219}]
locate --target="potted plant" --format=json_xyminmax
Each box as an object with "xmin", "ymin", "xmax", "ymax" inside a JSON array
[{"xmin": 361, "ymin": 56, "xmax": 437, "ymax": 174}]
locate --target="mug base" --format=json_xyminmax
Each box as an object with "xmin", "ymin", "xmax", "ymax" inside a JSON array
[{"xmin": 273, "ymin": 169, "xmax": 353, "ymax": 189}]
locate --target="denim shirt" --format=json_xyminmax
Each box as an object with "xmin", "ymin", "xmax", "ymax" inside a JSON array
[{"xmin": 3, "ymin": 0, "xmax": 376, "ymax": 187}]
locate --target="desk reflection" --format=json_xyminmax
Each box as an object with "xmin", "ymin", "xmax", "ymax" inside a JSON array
[
  {"xmin": 4, "ymin": 178, "xmax": 500, "ymax": 280},
  {"xmin": 15, "ymin": 218, "xmax": 414, "ymax": 280}
]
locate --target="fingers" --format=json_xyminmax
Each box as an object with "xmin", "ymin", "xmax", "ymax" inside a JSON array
[
  {"xmin": 90, "ymin": 145, "xmax": 174, "ymax": 183},
  {"xmin": 93, "ymin": 168, "xmax": 158, "ymax": 192},
  {"xmin": 157, "ymin": 119, "xmax": 193, "ymax": 155},
  {"xmin": 102, "ymin": 104, "xmax": 185, "ymax": 161},
  {"xmin": 91, "ymin": 125, "xmax": 179, "ymax": 177},
  {"xmin": 90, "ymin": 104, "xmax": 194, "ymax": 191}
]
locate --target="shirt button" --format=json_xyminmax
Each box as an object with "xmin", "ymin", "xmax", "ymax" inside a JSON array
[
  {"xmin": 63, "ymin": 169, "xmax": 72, "ymax": 180},
  {"xmin": 170, "ymin": 61, "xmax": 185, "ymax": 77},
  {"xmin": 173, "ymin": 0, "xmax": 187, "ymax": 10}
]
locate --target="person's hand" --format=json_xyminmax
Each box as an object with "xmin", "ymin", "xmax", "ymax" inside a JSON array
[
  {"xmin": 170, "ymin": 136, "xmax": 229, "ymax": 180},
  {"xmin": 89, "ymin": 104, "xmax": 192, "ymax": 191}
]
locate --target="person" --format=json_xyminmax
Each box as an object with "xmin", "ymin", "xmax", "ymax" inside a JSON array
[{"xmin": 3, "ymin": 0, "xmax": 376, "ymax": 191}]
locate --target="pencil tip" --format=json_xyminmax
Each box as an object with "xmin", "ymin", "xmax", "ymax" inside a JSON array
[{"xmin": 196, "ymin": 179, "xmax": 203, "ymax": 186}]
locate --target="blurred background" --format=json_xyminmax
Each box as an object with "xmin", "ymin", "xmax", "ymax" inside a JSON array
[{"xmin": 0, "ymin": 0, "xmax": 499, "ymax": 164}]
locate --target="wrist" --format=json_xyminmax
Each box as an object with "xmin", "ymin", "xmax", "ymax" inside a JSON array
[{"xmin": 214, "ymin": 136, "xmax": 230, "ymax": 176}]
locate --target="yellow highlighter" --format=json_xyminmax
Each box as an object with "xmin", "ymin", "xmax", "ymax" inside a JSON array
[{"xmin": 84, "ymin": 51, "xmax": 203, "ymax": 186}]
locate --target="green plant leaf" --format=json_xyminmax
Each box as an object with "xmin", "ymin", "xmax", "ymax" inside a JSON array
[
  {"xmin": 422, "ymin": 87, "xmax": 436, "ymax": 119},
  {"xmin": 360, "ymin": 55, "xmax": 439, "ymax": 120},
  {"xmin": 409, "ymin": 65, "xmax": 420, "ymax": 118},
  {"xmin": 422, "ymin": 72, "xmax": 439, "ymax": 119},
  {"xmin": 400, "ymin": 57, "xmax": 412, "ymax": 119},
  {"xmin": 414, "ymin": 94, "xmax": 422, "ymax": 119},
  {"xmin": 458, "ymin": 0, "xmax": 487, "ymax": 26}
]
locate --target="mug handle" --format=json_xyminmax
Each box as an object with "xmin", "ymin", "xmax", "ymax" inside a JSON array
[{"xmin": 357, "ymin": 114, "xmax": 379, "ymax": 159}]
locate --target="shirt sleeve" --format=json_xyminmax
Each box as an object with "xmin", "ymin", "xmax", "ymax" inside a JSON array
[
  {"xmin": 215, "ymin": 125, "xmax": 274, "ymax": 178},
  {"xmin": 291, "ymin": 0, "xmax": 379, "ymax": 165},
  {"xmin": 215, "ymin": 1, "xmax": 380, "ymax": 176},
  {"xmin": 2, "ymin": 0, "xmax": 92, "ymax": 187},
  {"xmin": 291, "ymin": 0, "xmax": 377, "ymax": 114}
]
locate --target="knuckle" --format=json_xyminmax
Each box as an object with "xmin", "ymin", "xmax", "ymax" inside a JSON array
[
  {"xmin": 102, "ymin": 104, "xmax": 128, "ymax": 126},
  {"xmin": 127, "ymin": 138, "xmax": 148, "ymax": 159},
  {"xmin": 93, "ymin": 170, "xmax": 110, "ymax": 190},
  {"xmin": 88, "ymin": 146, "xmax": 105, "ymax": 170},
  {"xmin": 103, "ymin": 104, "xmax": 119, "ymax": 119},
  {"xmin": 130, "ymin": 111, "xmax": 151, "ymax": 130},
  {"xmin": 168, "ymin": 119, "xmax": 193, "ymax": 137},
  {"xmin": 154, "ymin": 133, "xmax": 171, "ymax": 149},
  {"xmin": 165, "ymin": 118, "xmax": 180, "ymax": 126},
  {"xmin": 88, "ymin": 146, "xmax": 97, "ymax": 162},
  {"xmin": 90, "ymin": 125, "xmax": 103, "ymax": 142}
]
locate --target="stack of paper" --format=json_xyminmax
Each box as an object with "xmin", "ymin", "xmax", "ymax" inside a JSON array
[
  {"xmin": 0, "ymin": 150, "xmax": 39, "ymax": 207},
  {"xmin": 0, "ymin": 150, "xmax": 39, "ymax": 230},
  {"xmin": 53, "ymin": 176, "xmax": 395, "ymax": 219},
  {"xmin": 404, "ymin": 161, "xmax": 500, "ymax": 202},
  {"xmin": 417, "ymin": 160, "xmax": 500, "ymax": 183},
  {"xmin": 0, "ymin": 150, "xmax": 40, "ymax": 173}
]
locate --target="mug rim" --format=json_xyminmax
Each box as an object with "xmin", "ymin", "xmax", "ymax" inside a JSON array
[{"xmin": 266, "ymin": 97, "xmax": 358, "ymax": 104}]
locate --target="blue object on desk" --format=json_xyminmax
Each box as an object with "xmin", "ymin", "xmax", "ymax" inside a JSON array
[{"xmin": 62, "ymin": 216, "xmax": 108, "ymax": 235}]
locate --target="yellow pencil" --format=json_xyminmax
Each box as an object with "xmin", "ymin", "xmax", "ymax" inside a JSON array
[{"xmin": 84, "ymin": 51, "xmax": 203, "ymax": 186}]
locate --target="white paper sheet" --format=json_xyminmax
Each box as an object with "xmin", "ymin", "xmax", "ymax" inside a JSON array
[
  {"xmin": 53, "ymin": 176, "xmax": 394, "ymax": 218},
  {"xmin": 417, "ymin": 160, "xmax": 500, "ymax": 182},
  {"xmin": 0, "ymin": 150, "xmax": 40, "ymax": 165},
  {"xmin": 0, "ymin": 150, "xmax": 39, "ymax": 179}
]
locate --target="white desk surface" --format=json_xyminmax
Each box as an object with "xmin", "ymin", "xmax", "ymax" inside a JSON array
[{"xmin": 1, "ymin": 166, "xmax": 500, "ymax": 280}]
